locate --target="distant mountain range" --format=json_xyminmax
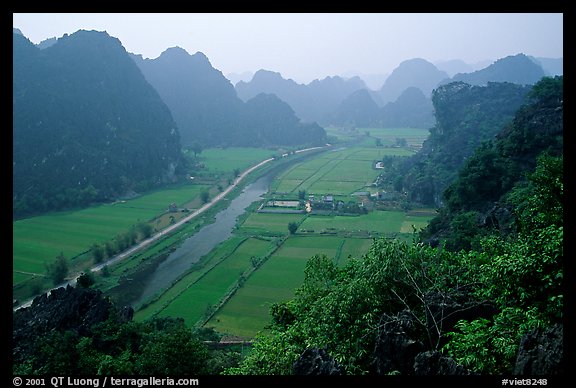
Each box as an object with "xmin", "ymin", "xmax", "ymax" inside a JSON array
[
  {"xmin": 236, "ymin": 70, "xmax": 367, "ymax": 124},
  {"xmin": 235, "ymin": 53, "xmax": 559, "ymax": 130},
  {"xmin": 132, "ymin": 47, "xmax": 327, "ymax": 148},
  {"xmin": 12, "ymin": 26, "xmax": 562, "ymax": 217},
  {"xmin": 12, "ymin": 29, "xmax": 327, "ymax": 218}
]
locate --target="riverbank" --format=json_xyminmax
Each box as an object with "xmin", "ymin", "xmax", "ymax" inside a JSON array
[{"xmin": 14, "ymin": 145, "xmax": 329, "ymax": 311}]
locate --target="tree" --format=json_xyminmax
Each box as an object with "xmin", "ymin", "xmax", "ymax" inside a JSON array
[
  {"xmin": 136, "ymin": 222, "xmax": 153, "ymax": 239},
  {"xmin": 135, "ymin": 318, "xmax": 209, "ymax": 375},
  {"xmin": 288, "ymin": 222, "xmax": 298, "ymax": 235},
  {"xmin": 91, "ymin": 243, "xmax": 105, "ymax": 264},
  {"xmin": 395, "ymin": 138, "xmax": 407, "ymax": 147},
  {"xmin": 200, "ymin": 191, "xmax": 210, "ymax": 204},
  {"xmin": 76, "ymin": 272, "xmax": 95, "ymax": 288},
  {"xmin": 190, "ymin": 142, "xmax": 203, "ymax": 158},
  {"xmin": 104, "ymin": 241, "xmax": 115, "ymax": 258},
  {"xmin": 227, "ymin": 240, "xmax": 475, "ymax": 375},
  {"xmin": 46, "ymin": 252, "xmax": 69, "ymax": 285},
  {"xmin": 101, "ymin": 265, "xmax": 111, "ymax": 278}
]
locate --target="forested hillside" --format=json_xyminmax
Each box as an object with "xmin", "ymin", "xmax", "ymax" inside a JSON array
[
  {"xmin": 421, "ymin": 76, "xmax": 563, "ymax": 251},
  {"xmin": 376, "ymin": 81, "xmax": 532, "ymax": 206},
  {"xmin": 225, "ymin": 76, "xmax": 563, "ymax": 376},
  {"xmin": 13, "ymin": 30, "xmax": 184, "ymax": 219}
]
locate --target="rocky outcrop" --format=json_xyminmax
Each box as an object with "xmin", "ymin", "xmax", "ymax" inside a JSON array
[
  {"xmin": 423, "ymin": 290, "xmax": 499, "ymax": 347},
  {"xmin": 13, "ymin": 285, "xmax": 133, "ymax": 362},
  {"xmin": 413, "ymin": 351, "xmax": 471, "ymax": 375},
  {"xmin": 373, "ymin": 311, "xmax": 424, "ymax": 375},
  {"xmin": 514, "ymin": 324, "xmax": 563, "ymax": 375},
  {"xmin": 292, "ymin": 348, "xmax": 344, "ymax": 375}
]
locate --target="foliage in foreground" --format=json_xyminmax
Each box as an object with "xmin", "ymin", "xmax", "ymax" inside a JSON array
[
  {"xmin": 13, "ymin": 316, "xmax": 240, "ymax": 375},
  {"xmin": 227, "ymin": 153, "xmax": 562, "ymax": 375}
]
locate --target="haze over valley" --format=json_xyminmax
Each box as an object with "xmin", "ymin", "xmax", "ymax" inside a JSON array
[{"xmin": 12, "ymin": 13, "xmax": 563, "ymax": 377}]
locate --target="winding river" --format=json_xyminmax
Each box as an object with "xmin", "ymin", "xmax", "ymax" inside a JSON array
[{"xmin": 132, "ymin": 173, "xmax": 275, "ymax": 307}]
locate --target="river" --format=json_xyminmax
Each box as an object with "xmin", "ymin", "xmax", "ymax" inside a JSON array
[{"xmin": 132, "ymin": 173, "xmax": 275, "ymax": 307}]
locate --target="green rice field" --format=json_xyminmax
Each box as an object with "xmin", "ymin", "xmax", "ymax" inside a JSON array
[
  {"xmin": 13, "ymin": 183, "xmax": 209, "ymax": 284},
  {"xmin": 13, "ymin": 146, "xmax": 277, "ymax": 288},
  {"xmin": 138, "ymin": 238, "xmax": 270, "ymax": 325},
  {"xmin": 16, "ymin": 131, "xmax": 434, "ymax": 339},
  {"xmin": 271, "ymin": 146, "xmax": 413, "ymax": 197},
  {"xmin": 324, "ymin": 126, "xmax": 430, "ymax": 148},
  {"xmin": 198, "ymin": 147, "xmax": 276, "ymax": 173},
  {"xmin": 134, "ymin": 136, "xmax": 434, "ymax": 337},
  {"xmin": 206, "ymin": 235, "xmax": 342, "ymax": 337},
  {"xmin": 238, "ymin": 213, "xmax": 306, "ymax": 235}
]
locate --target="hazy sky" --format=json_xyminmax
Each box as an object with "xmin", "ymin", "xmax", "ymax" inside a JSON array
[{"xmin": 13, "ymin": 13, "xmax": 563, "ymax": 84}]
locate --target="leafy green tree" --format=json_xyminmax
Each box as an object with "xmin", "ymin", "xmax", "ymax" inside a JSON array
[
  {"xmin": 395, "ymin": 138, "xmax": 407, "ymax": 147},
  {"xmin": 135, "ymin": 318, "xmax": 209, "ymax": 375},
  {"xmin": 46, "ymin": 252, "xmax": 69, "ymax": 285},
  {"xmin": 92, "ymin": 243, "xmax": 105, "ymax": 264},
  {"xmin": 100, "ymin": 265, "xmax": 111, "ymax": 278},
  {"xmin": 443, "ymin": 154, "xmax": 563, "ymax": 373},
  {"xmin": 288, "ymin": 222, "xmax": 298, "ymax": 235},
  {"xmin": 136, "ymin": 222, "xmax": 154, "ymax": 239},
  {"xmin": 228, "ymin": 240, "xmax": 476, "ymax": 375},
  {"xmin": 76, "ymin": 272, "xmax": 95, "ymax": 288},
  {"xmin": 190, "ymin": 142, "xmax": 203, "ymax": 158},
  {"xmin": 104, "ymin": 241, "xmax": 116, "ymax": 258},
  {"xmin": 200, "ymin": 190, "xmax": 210, "ymax": 204}
]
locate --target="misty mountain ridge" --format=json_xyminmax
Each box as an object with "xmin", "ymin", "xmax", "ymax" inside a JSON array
[
  {"xmin": 133, "ymin": 48, "xmax": 327, "ymax": 148},
  {"xmin": 236, "ymin": 69, "xmax": 367, "ymax": 124},
  {"xmin": 13, "ymin": 27, "xmax": 562, "ymax": 218},
  {"xmin": 330, "ymin": 86, "xmax": 434, "ymax": 129},
  {"xmin": 377, "ymin": 58, "xmax": 449, "ymax": 105},
  {"xmin": 225, "ymin": 71, "xmax": 254, "ymax": 85},
  {"xmin": 339, "ymin": 71, "xmax": 390, "ymax": 91},
  {"xmin": 529, "ymin": 56, "xmax": 563, "ymax": 76},
  {"xmin": 433, "ymin": 58, "xmax": 494, "ymax": 78},
  {"xmin": 13, "ymin": 29, "xmax": 327, "ymax": 218},
  {"xmin": 132, "ymin": 45, "xmax": 242, "ymax": 147},
  {"xmin": 13, "ymin": 30, "xmax": 183, "ymax": 218},
  {"xmin": 445, "ymin": 53, "xmax": 546, "ymax": 86}
]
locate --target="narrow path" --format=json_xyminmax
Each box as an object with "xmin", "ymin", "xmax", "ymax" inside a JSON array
[
  {"xmin": 14, "ymin": 270, "xmax": 47, "ymax": 277},
  {"xmin": 14, "ymin": 145, "xmax": 328, "ymax": 311}
]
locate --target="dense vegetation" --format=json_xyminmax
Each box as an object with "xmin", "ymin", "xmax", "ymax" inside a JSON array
[
  {"xmin": 421, "ymin": 76, "xmax": 563, "ymax": 251},
  {"xmin": 377, "ymin": 81, "xmax": 532, "ymax": 206},
  {"xmin": 13, "ymin": 293, "xmax": 240, "ymax": 375},
  {"xmin": 228, "ymin": 156, "xmax": 561, "ymax": 374},
  {"xmin": 226, "ymin": 77, "xmax": 563, "ymax": 373}
]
